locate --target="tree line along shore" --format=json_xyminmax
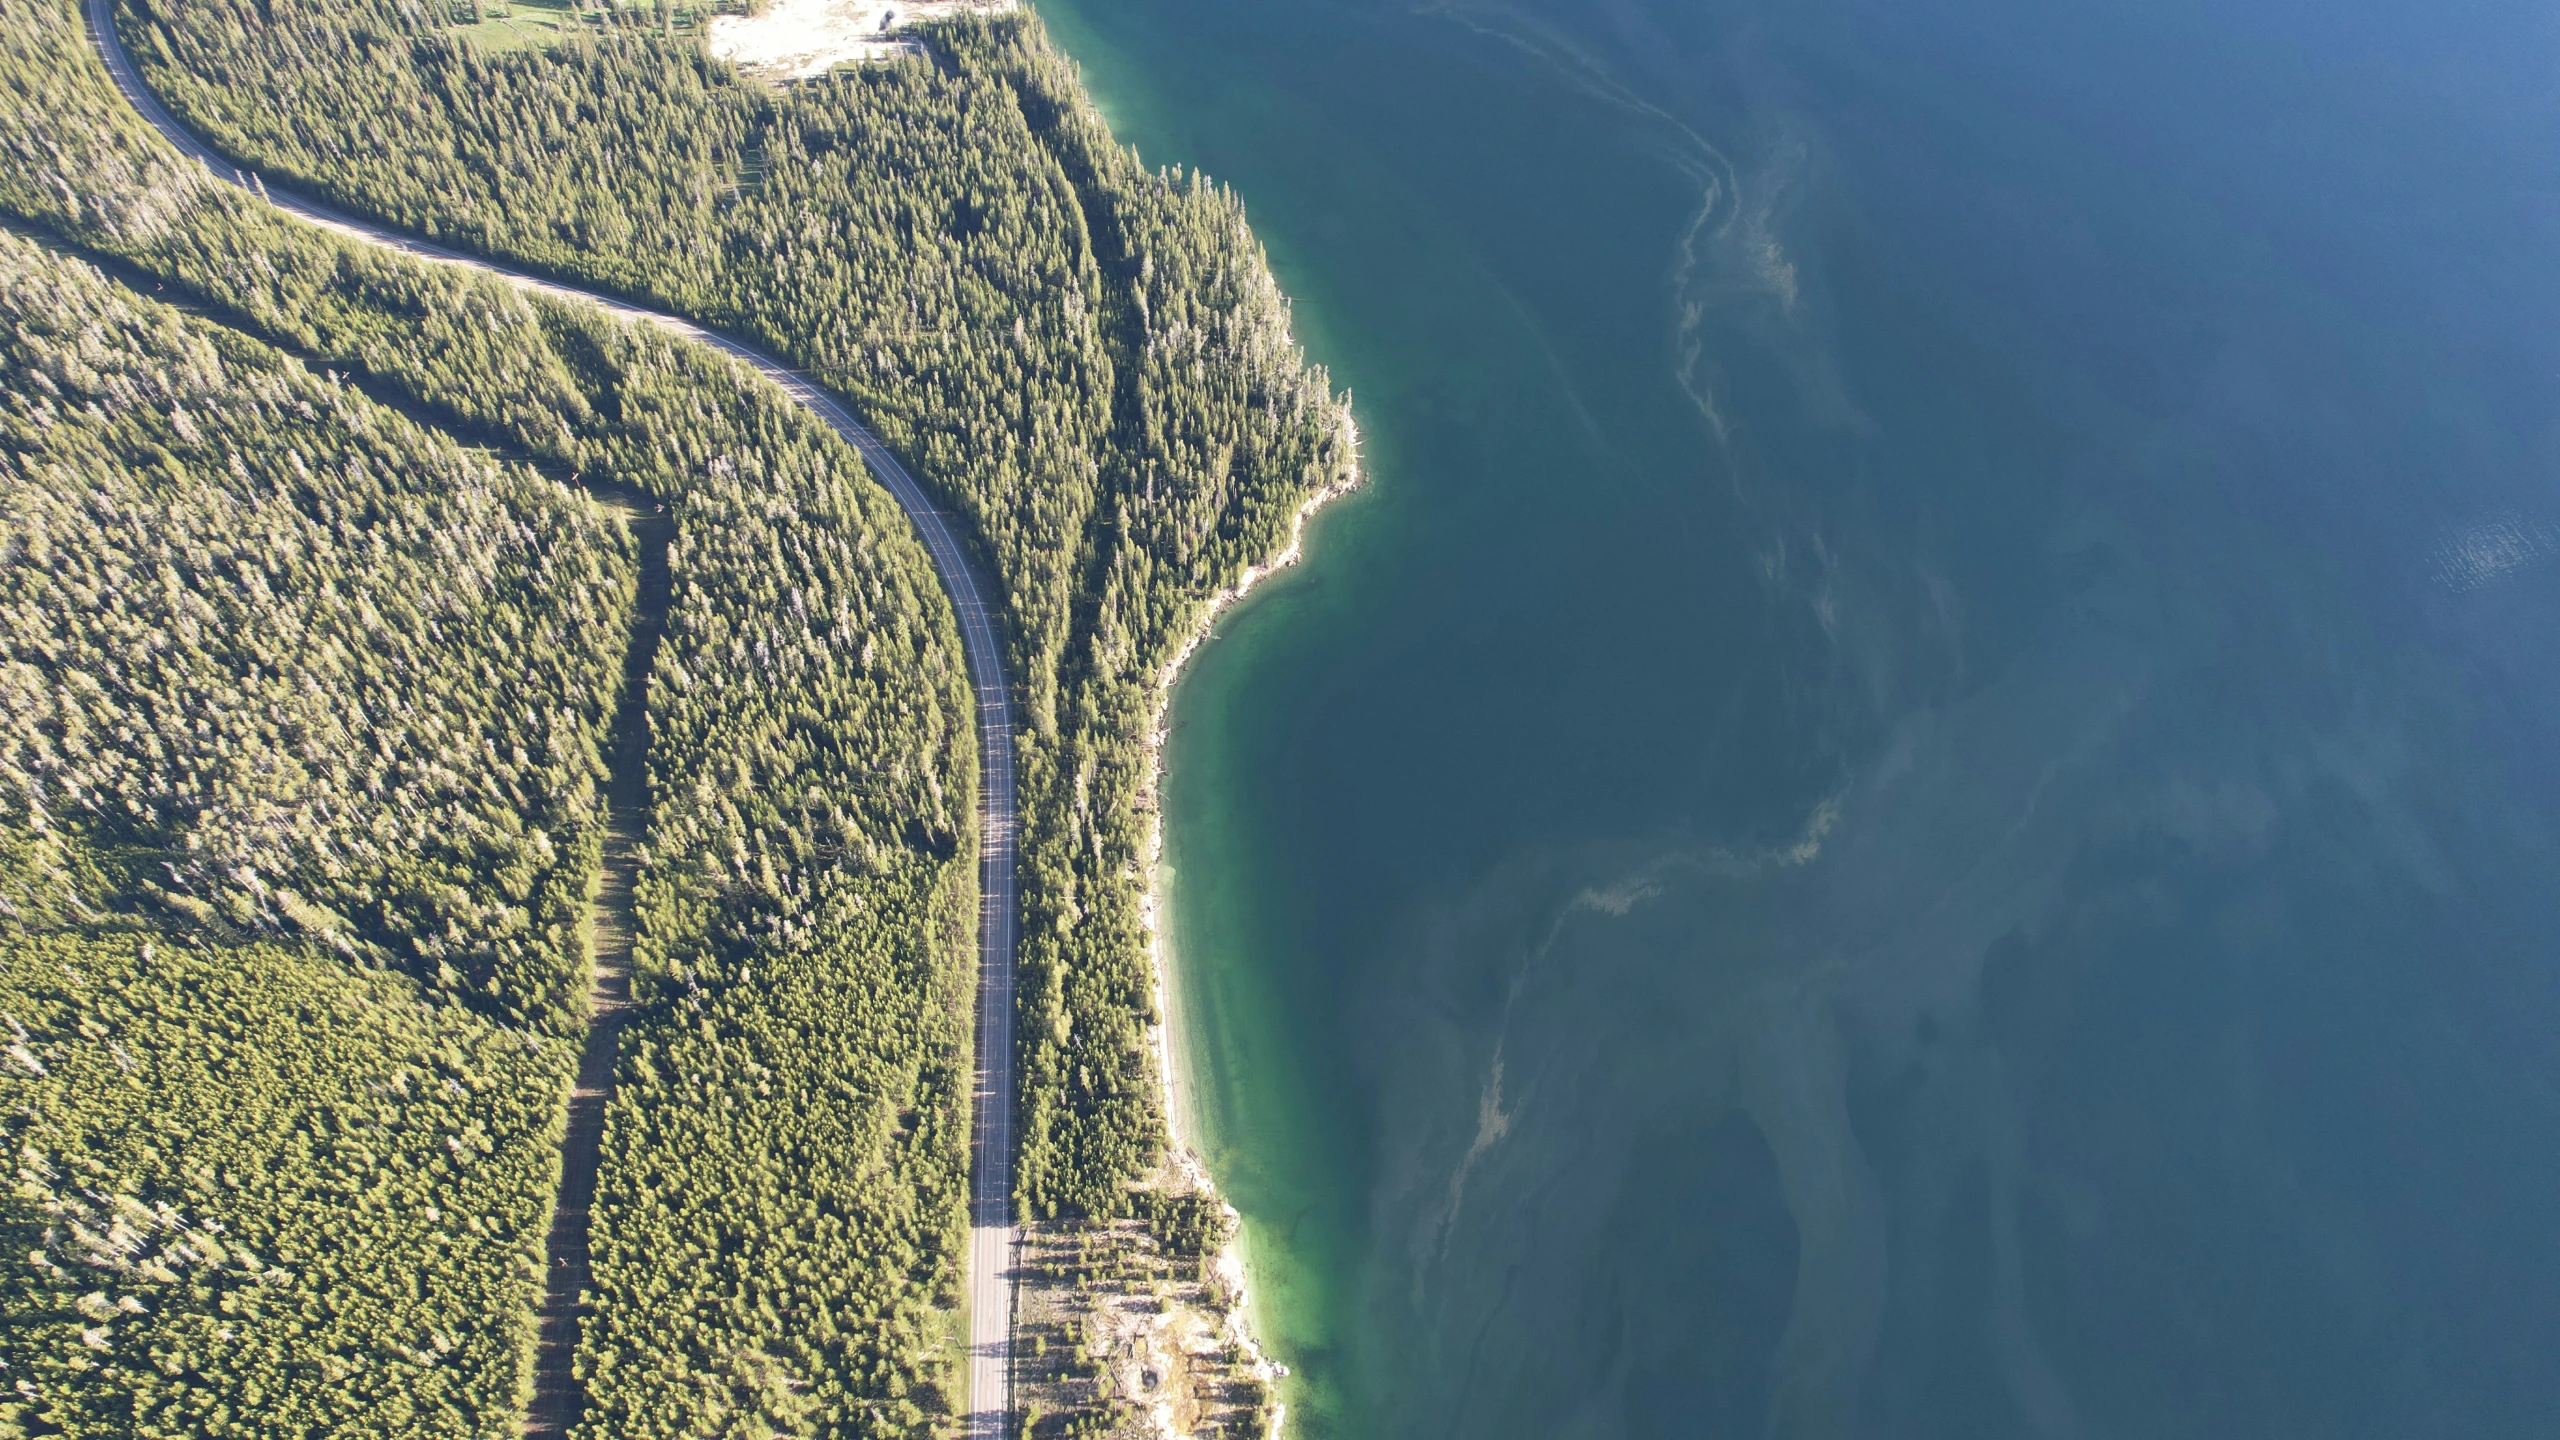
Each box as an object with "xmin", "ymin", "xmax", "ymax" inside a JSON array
[{"xmin": 0, "ymin": 0, "xmax": 1345, "ymax": 1430}]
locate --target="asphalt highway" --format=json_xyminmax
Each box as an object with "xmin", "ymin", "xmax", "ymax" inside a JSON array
[{"xmin": 80, "ymin": 2, "xmax": 1022, "ymax": 1430}]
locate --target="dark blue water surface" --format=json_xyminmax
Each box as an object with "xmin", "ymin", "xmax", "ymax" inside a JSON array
[{"xmin": 1037, "ymin": 0, "xmax": 2560, "ymax": 1433}]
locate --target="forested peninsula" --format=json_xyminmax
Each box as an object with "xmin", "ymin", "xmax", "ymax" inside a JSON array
[
  {"xmin": 114, "ymin": 0, "xmax": 1352, "ymax": 1224},
  {"xmin": 0, "ymin": 0, "xmax": 1350, "ymax": 1432}
]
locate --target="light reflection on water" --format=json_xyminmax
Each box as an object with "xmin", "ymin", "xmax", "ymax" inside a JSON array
[{"xmin": 1047, "ymin": 0, "xmax": 2560, "ymax": 1433}]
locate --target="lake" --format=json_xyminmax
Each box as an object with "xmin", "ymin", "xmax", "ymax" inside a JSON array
[{"xmin": 1038, "ymin": 0, "xmax": 2560, "ymax": 1433}]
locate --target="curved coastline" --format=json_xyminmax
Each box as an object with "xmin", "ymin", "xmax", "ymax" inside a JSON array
[
  {"xmin": 83, "ymin": 0, "xmax": 1353, "ymax": 1428},
  {"xmin": 1141, "ymin": 414, "xmax": 1363, "ymax": 1438}
]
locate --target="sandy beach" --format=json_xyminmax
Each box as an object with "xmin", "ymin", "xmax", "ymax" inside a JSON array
[{"xmin": 1136, "ymin": 408, "xmax": 1363, "ymax": 1438}]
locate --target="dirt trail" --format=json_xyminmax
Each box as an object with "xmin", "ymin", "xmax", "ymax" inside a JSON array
[
  {"xmin": 524, "ymin": 490, "xmax": 671, "ymax": 1438},
  {"xmin": 81, "ymin": 3, "xmax": 1024, "ymax": 1431}
]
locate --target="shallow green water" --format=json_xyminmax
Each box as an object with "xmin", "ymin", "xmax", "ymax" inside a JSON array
[{"xmin": 1039, "ymin": 0, "xmax": 2560, "ymax": 1434}]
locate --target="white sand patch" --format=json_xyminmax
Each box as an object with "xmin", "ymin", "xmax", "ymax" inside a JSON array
[{"xmin": 705, "ymin": 0, "xmax": 1009, "ymax": 77}]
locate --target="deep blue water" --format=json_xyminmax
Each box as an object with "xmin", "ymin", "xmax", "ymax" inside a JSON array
[{"xmin": 1039, "ymin": 0, "xmax": 2560, "ymax": 1433}]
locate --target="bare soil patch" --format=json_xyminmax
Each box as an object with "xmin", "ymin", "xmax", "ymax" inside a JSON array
[{"xmin": 706, "ymin": 0, "xmax": 1010, "ymax": 77}]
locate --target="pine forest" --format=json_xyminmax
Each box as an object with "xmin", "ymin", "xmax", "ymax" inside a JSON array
[
  {"xmin": 111, "ymin": 0, "xmax": 1359, "ymax": 1220},
  {"xmin": 0, "ymin": 0, "xmax": 1345, "ymax": 1429}
]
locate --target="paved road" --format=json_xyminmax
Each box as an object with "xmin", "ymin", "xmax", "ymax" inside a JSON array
[{"xmin": 80, "ymin": 3, "xmax": 1022, "ymax": 1432}]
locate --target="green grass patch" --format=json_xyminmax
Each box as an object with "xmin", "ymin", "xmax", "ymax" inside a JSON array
[{"xmin": 442, "ymin": 0, "xmax": 714, "ymax": 52}]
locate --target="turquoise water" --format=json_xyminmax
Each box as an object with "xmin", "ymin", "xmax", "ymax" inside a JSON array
[{"xmin": 1042, "ymin": 0, "xmax": 2560, "ymax": 1434}]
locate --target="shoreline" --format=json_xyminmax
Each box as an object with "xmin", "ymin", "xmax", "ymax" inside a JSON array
[{"xmin": 1137, "ymin": 407, "xmax": 1363, "ymax": 1440}]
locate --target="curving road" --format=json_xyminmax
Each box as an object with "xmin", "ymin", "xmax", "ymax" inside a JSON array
[{"xmin": 80, "ymin": 2, "xmax": 1021, "ymax": 1433}]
